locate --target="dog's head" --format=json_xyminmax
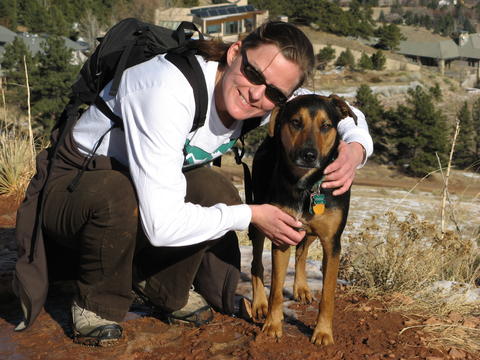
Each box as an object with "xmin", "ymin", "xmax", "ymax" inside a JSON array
[{"xmin": 268, "ymin": 94, "xmax": 357, "ymax": 176}]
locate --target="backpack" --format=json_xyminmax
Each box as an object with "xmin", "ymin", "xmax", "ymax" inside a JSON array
[{"xmin": 70, "ymin": 18, "xmax": 208, "ymax": 133}]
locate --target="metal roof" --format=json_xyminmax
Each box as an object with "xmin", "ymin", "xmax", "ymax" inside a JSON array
[
  {"xmin": 458, "ymin": 33, "xmax": 480, "ymax": 59},
  {"xmin": 0, "ymin": 25, "xmax": 16, "ymax": 44},
  {"xmin": 397, "ymin": 39, "xmax": 459, "ymax": 60},
  {"xmin": 191, "ymin": 4, "xmax": 255, "ymax": 19}
]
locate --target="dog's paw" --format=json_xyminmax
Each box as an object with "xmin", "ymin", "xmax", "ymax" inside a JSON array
[
  {"xmin": 262, "ymin": 318, "xmax": 283, "ymax": 339},
  {"xmin": 310, "ymin": 328, "xmax": 334, "ymax": 345},
  {"xmin": 293, "ymin": 286, "xmax": 313, "ymax": 304},
  {"xmin": 252, "ymin": 299, "xmax": 268, "ymax": 321}
]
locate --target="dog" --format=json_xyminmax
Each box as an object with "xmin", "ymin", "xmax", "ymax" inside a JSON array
[{"xmin": 248, "ymin": 94, "xmax": 357, "ymax": 345}]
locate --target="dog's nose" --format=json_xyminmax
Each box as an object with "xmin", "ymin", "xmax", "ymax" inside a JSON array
[{"xmin": 299, "ymin": 148, "xmax": 318, "ymax": 164}]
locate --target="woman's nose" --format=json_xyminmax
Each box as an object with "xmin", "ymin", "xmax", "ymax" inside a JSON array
[{"xmin": 248, "ymin": 84, "xmax": 266, "ymax": 103}]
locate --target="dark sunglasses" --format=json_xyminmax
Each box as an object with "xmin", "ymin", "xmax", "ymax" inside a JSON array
[{"xmin": 240, "ymin": 47, "xmax": 289, "ymax": 105}]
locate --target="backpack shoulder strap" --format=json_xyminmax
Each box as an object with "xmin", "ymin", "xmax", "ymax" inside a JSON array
[{"xmin": 166, "ymin": 51, "xmax": 208, "ymax": 132}]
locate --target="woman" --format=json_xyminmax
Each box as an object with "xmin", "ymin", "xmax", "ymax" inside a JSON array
[{"xmin": 37, "ymin": 21, "xmax": 371, "ymax": 345}]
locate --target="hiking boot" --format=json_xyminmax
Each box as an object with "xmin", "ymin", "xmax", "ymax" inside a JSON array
[
  {"xmin": 71, "ymin": 300, "xmax": 123, "ymax": 346},
  {"xmin": 166, "ymin": 289, "xmax": 214, "ymax": 327}
]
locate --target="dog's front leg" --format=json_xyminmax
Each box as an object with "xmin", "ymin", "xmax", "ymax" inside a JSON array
[
  {"xmin": 294, "ymin": 235, "xmax": 316, "ymax": 304},
  {"xmin": 250, "ymin": 225, "xmax": 269, "ymax": 320},
  {"xmin": 262, "ymin": 244, "xmax": 290, "ymax": 339},
  {"xmin": 311, "ymin": 233, "xmax": 340, "ymax": 345}
]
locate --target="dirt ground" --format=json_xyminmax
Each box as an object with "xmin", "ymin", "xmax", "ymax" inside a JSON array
[{"xmin": 0, "ymin": 163, "xmax": 479, "ymax": 360}]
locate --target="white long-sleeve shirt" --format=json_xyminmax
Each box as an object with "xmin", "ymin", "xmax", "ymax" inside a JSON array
[{"xmin": 72, "ymin": 54, "xmax": 373, "ymax": 247}]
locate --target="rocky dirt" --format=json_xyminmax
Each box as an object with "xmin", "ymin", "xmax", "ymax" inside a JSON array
[{"xmin": 0, "ymin": 164, "xmax": 479, "ymax": 360}]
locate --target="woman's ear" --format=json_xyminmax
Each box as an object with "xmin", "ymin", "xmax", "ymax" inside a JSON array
[
  {"xmin": 268, "ymin": 106, "xmax": 281, "ymax": 137},
  {"xmin": 226, "ymin": 41, "xmax": 242, "ymax": 66}
]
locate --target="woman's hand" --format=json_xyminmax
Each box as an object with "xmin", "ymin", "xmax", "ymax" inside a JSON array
[
  {"xmin": 249, "ymin": 204, "xmax": 306, "ymax": 246},
  {"xmin": 322, "ymin": 141, "xmax": 365, "ymax": 196}
]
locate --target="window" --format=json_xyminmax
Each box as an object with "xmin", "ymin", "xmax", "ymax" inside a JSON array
[
  {"xmin": 224, "ymin": 20, "xmax": 239, "ymax": 35},
  {"xmin": 244, "ymin": 18, "xmax": 254, "ymax": 33},
  {"xmin": 206, "ymin": 24, "xmax": 221, "ymax": 34}
]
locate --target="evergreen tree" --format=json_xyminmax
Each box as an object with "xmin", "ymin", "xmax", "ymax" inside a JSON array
[
  {"xmin": 472, "ymin": 98, "xmax": 480, "ymax": 161},
  {"xmin": 1, "ymin": 37, "xmax": 37, "ymax": 112},
  {"xmin": 316, "ymin": 45, "xmax": 336, "ymax": 70},
  {"xmin": 355, "ymin": 84, "xmax": 396, "ymax": 163},
  {"xmin": 453, "ymin": 102, "xmax": 476, "ymax": 169},
  {"xmin": 0, "ymin": 0, "xmax": 17, "ymax": 29},
  {"xmin": 378, "ymin": 10, "xmax": 386, "ymax": 23},
  {"xmin": 371, "ymin": 50, "xmax": 386, "ymax": 70},
  {"xmin": 358, "ymin": 52, "xmax": 373, "ymax": 70},
  {"xmin": 395, "ymin": 86, "xmax": 448, "ymax": 176},
  {"xmin": 374, "ymin": 23, "xmax": 405, "ymax": 50},
  {"xmin": 30, "ymin": 36, "xmax": 79, "ymax": 133},
  {"xmin": 335, "ymin": 49, "xmax": 355, "ymax": 69},
  {"xmin": 347, "ymin": 0, "xmax": 374, "ymax": 39}
]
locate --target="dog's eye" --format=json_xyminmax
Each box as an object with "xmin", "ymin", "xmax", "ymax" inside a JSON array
[
  {"xmin": 289, "ymin": 118, "xmax": 303, "ymax": 130},
  {"xmin": 321, "ymin": 123, "xmax": 332, "ymax": 131}
]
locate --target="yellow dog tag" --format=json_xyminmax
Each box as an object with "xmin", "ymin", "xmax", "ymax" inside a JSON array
[{"xmin": 312, "ymin": 203, "xmax": 325, "ymax": 215}]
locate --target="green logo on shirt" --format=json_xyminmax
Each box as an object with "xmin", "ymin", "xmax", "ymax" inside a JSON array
[{"xmin": 184, "ymin": 139, "xmax": 237, "ymax": 167}]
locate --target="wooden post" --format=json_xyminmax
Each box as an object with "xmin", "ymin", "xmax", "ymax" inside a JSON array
[
  {"xmin": 23, "ymin": 56, "xmax": 35, "ymax": 161},
  {"xmin": 440, "ymin": 119, "xmax": 460, "ymax": 234}
]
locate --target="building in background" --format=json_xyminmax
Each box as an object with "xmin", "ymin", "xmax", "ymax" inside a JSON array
[{"xmin": 155, "ymin": 1, "xmax": 269, "ymax": 41}]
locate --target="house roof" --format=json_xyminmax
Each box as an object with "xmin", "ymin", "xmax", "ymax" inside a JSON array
[
  {"xmin": 459, "ymin": 33, "xmax": 480, "ymax": 59},
  {"xmin": 398, "ymin": 39, "xmax": 459, "ymax": 60},
  {"xmin": 0, "ymin": 25, "xmax": 16, "ymax": 44}
]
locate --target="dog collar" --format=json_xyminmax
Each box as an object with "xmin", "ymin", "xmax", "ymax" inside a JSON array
[{"xmin": 309, "ymin": 179, "xmax": 326, "ymax": 215}]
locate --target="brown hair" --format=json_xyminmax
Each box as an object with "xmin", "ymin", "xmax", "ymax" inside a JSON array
[{"xmin": 188, "ymin": 21, "xmax": 314, "ymax": 88}]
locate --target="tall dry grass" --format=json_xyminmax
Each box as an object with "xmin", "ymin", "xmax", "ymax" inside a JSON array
[
  {"xmin": 340, "ymin": 197, "xmax": 480, "ymax": 352},
  {"xmin": 0, "ymin": 112, "xmax": 36, "ymax": 199}
]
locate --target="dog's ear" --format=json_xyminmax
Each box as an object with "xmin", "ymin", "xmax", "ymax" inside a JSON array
[
  {"xmin": 329, "ymin": 94, "xmax": 358, "ymax": 125},
  {"xmin": 268, "ymin": 106, "xmax": 281, "ymax": 137}
]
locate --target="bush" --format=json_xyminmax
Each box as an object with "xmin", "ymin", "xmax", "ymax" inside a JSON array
[
  {"xmin": 371, "ymin": 50, "xmax": 386, "ymax": 70},
  {"xmin": 358, "ymin": 52, "xmax": 373, "ymax": 70},
  {"xmin": 0, "ymin": 125, "xmax": 35, "ymax": 198},
  {"xmin": 335, "ymin": 48, "xmax": 355, "ymax": 69},
  {"xmin": 316, "ymin": 45, "xmax": 336, "ymax": 70}
]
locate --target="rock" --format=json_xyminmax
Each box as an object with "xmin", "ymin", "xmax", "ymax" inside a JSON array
[
  {"xmin": 424, "ymin": 317, "xmax": 442, "ymax": 325},
  {"xmin": 463, "ymin": 316, "xmax": 480, "ymax": 328},
  {"xmin": 448, "ymin": 348, "xmax": 466, "ymax": 359},
  {"xmin": 448, "ymin": 312, "xmax": 463, "ymax": 323}
]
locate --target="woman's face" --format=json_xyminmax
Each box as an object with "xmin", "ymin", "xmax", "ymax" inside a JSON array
[{"xmin": 216, "ymin": 42, "xmax": 303, "ymax": 125}]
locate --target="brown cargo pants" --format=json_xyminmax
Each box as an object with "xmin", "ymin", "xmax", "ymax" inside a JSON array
[{"xmin": 42, "ymin": 165, "xmax": 242, "ymax": 322}]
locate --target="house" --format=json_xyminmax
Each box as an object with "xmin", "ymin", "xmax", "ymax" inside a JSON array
[
  {"xmin": 155, "ymin": 0, "xmax": 269, "ymax": 41},
  {"xmin": 0, "ymin": 24, "xmax": 89, "ymax": 70},
  {"xmin": 397, "ymin": 33, "xmax": 480, "ymax": 75}
]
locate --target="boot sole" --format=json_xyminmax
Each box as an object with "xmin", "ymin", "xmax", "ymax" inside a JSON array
[
  {"xmin": 73, "ymin": 333, "xmax": 121, "ymax": 347},
  {"xmin": 73, "ymin": 328, "xmax": 122, "ymax": 347}
]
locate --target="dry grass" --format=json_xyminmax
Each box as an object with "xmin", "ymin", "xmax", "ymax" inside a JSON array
[
  {"xmin": 341, "ymin": 210, "xmax": 480, "ymax": 353},
  {"xmin": 0, "ymin": 111, "xmax": 36, "ymax": 199}
]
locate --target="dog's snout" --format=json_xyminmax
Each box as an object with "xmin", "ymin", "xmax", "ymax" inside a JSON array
[{"xmin": 299, "ymin": 148, "xmax": 318, "ymax": 164}]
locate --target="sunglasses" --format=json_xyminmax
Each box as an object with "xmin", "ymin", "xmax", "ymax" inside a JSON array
[{"xmin": 240, "ymin": 47, "xmax": 289, "ymax": 105}]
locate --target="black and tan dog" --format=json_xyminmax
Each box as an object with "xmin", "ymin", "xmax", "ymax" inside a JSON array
[{"xmin": 249, "ymin": 94, "xmax": 357, "ymax": 345}]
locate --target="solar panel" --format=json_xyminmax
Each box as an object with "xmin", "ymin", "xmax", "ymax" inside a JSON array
[{"xmin": 192, "ymin": 4, "xmax": 254, "ymax": 18}]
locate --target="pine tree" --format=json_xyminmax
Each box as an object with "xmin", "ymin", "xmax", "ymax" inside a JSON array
[
  {"xmin": 472, "ymin": 98, "xmax": 480, "ymax": 162},
  {"xmin": 335, "ymin": 49, "xmax": 355, "ymax": 69},
  {"xmin": 316, "ymin": 45, "xmax": 336, "ymax": 70},
  {"xmin": 395, "ymin": 86, "xmax": 448, "ymax": 176},
  {"xmin": 355, "ymin": 84, "xmax": 395, "ymax": 163},
  {"xmin": 453, "ymin": 102, "xmax": 476, "ymax": 169},
  {"xmin": 0, "ymin": 0, "xmax": 17, "ymax": 29},
  {"xmin": 358, "ymin": 52, "xmax": 373, "ymax": 70},
  {"xmin": 30, "ymin": 35, "xmax": 79, "ymax": 133},
  {"xmin": 371, "ymin": 50, "xmax": 386, "ymax": 70},
  {"xmin": 1, "ymin": 37, "xmax": 37, "ymax": 113}
]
